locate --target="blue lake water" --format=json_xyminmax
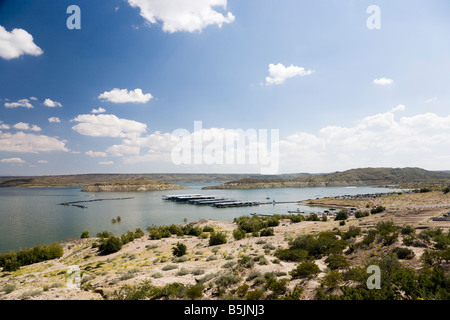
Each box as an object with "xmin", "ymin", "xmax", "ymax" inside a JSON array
[{"xmin": 0, "ymin": 184, "xmax": 402, "ymax": 253}]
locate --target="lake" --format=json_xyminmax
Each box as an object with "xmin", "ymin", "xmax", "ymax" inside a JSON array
[{"xmin": 0, "ymin": 184, "xmax": 402, "ymax": 253}]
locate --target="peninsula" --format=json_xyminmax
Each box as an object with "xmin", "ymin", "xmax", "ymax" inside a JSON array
[{"xmin": 81, "ymin": 178, "xmax": 188, "ymax": 192}]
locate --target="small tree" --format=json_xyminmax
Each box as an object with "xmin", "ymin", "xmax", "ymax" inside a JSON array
[
  {"xmin": 80, "ymin": 231, "xmax": 90, "ymax": 239},
  {"xmin": 172, "ymin": 242, "xmax": 187, "ymax": 257}
]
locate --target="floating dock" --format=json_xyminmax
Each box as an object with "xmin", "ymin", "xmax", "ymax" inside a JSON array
[{"xmin": 163, "ymin": 194, "xmax": 263, "ymax": 208}]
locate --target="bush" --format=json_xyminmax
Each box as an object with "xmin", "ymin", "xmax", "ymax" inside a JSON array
[
  {"xmin": 232, "ymin": 229, "xmax": 246, "ymax": 240},
  {"xmin": 401, "ymin": 225, "xmax": 415, "ymax": 235},
  {"xmin": 370, "ymin": 206, "xmax": 386, "ymax": 214},
  {"xmin": 0, "ymin": 242, "xmax": 64, "ymax": 272},
  {"xmin": 325, "ymin": 255, "xmax": 350, "ymax": 270},
  {"xmin": 172, "ymin": 242, "xmax": 187, "ymax": 257},
  {"xmin": 321, "ymin": 270, "xmax": 343, "ymax": 289},
  {"xmin": 443, "ymin": 186, "xmax": 450, "ymax": 194},
  {"xmin": 335, "ymin": 210, "xmax": 349, "ymax": 221},
  {"xmin": 202, "ymin": 226, "xmax": 214, "ymax": 233},
  {"xmin": 290, "ymin": 262, "xmax": 320, "ymax": 279},
  {"xmin": 99, "ymin": 236, "xmax": 123, "ymax": 254},
  {"xmin": 209, "ymin": 232, "xmax": 227, "ymax": 246},
  {"xmin": 260, "ymin": 228, "xmax": 274, "ymax": 237},
  {"xmin": 275, "ymin": 248, "xmax": 309, "ymax": 262},
  {"xmin": 393, "ymin": 247, "xmax": 415, "ymax": 260},
  {"xmin": 80, "ymin": 231, "xmax": 90, "ymax": 239},
  {"xmin": 342, "ymin": 226, "xmax": 361, "ymax": 240},
  {"xmin": 355, "ymin": 211, "xmax": 370, "ymax": 218}
]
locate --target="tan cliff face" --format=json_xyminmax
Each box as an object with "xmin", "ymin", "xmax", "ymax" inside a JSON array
[{"xmin": 81, "ymin": 179, "xmax": 188, "ymax": 192}]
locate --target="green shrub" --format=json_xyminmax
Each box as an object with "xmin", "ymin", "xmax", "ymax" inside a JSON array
[
  {"xmin": 401, "ymin": 225, "xmax": 415, "ymax": 235},
  {"xmin": 393, "ymin": 247, "xmax": 415, "ymax": 260},
  {"xmin": 260, "ymin": 228, "xmax": 274, "ymax": 237},
  {"xmin": 0, "ymin": 242, "xmax": 64, "ymax": 272},
  {"xmin": 321, "ymin": 270, "xmax": 343, "ymax": 289},
  {"xmin": 325, "ymin": 255, "xmax": 350, "ymax": 270},
  {"xmin": 370, "ymin": 206, "xmax": 386, "ymax": 214},
  {"xmin": 275, "ymin": 248, "xmax": 309, "ymax": 262},
  {"xmin": 232, "ymin": 229, "xmax": 247, "ymax": 240},
  {"xmin": 172, "ymin": 242, "xmax": 187, "ymax": 257},
  {"xmin": 80, "ymin": 231, "xmax": 90, "ymax": 239},
  {"xmin": 209, "ymin": 232, "xmax": 227, "ymax": 246},
  {"xmin": 335, "ymin": 210, "xmax": 349, "ymax": 221},
  {"xmin": 202, "ymin": 226, "xmax": 214, "ymax": 233},
  {"xmin": 290, "ymin": 262, "xmax": 320, "ymax": 279},
  {"xmin": 355, "ymin": 211, "xmax": 370, "ymax": 218},
  {"xmin": 99, "ymin": 236, "xmax": 123, "ymax": 254},
  {"xmin": 245, "ymin": 290, "xmax": 265, "ymax": 300}
]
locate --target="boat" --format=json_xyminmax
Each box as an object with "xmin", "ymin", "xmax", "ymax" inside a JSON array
[{"xmin": 287, "ymin": 209, "xmax": 305, "ymax": 214}]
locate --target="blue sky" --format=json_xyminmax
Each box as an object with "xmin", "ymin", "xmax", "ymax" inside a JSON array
[{"xmin": 1, "ymin": 0, "xmax": 450, "ymax": 175}]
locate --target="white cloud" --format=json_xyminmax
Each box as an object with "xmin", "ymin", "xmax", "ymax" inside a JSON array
[
  {"xmin": 0, "ymin": 157, "xmax": 25, "ymax": 164},
  {"xmin": 277, "ymin": 108, "xmax": 450, "ymax": 172},
  {"xmin": 98, "ymin": 88, "xmax": 153, "ymax": 104},
  {"xmin": 29, "ymin": 97, "xmax": 38, "ymax": 101},
  {"xmin": 91, "ymin": 107, "xmax": 106, "ymax": 114},
  {"xmin": 265, "ymin": 63, "xmax": 314, "ymax": 86},
  {"xmin": 390, "ymin": 104, "xmax": 406, "ymax": 112},
  {"xmin": 98, "ymin": 161, "xmax": 114, "ymax": 165},
  {"xmin": 37, "ymin": 160, "xmax": 48, "ymax": 164},
  {"xmin": 48, "ymin": 117, "xmax": 61, "ymax": 123},
  {"xmin": 0, "ymin": 131, "xmax": 68, "ymax": 153},
  {"xmin": 43, "ymin": 98, "xmax": 62, "ymax": 108},
  {"xmin": 0, "ymin": 121, "xmax": 10, "ymax": 130},
  {"xmin": 4, "ymin": 99, "xmax": 34, "ymax": 109},
  {"xmin": 424, "ymin": 97, "xmax": 438, "ymax": 103},
  {"xmin": 13, "ymin": 122, "xmax": 30, "ymax": 130},
  {"xmin": 373, "ymin": 77, "xmax": 394, "ymax": 85},
  {"xmin": 127, "ymin": 0, "xmax": 235, "ymax": 33},
  {"xmin": 71, "ymin": 114, "xmax": 147, "ymax": 139},
  {"xmin": 86, "ymin": 150, "xmax": 107, "ymax": 158},
  {"xmin": 12, "ymin": 122, "xmax": 41, "ymax": 132},
  {"xmin": 0, "ymin": 25, "xmax": 43, "ymax": 60}
]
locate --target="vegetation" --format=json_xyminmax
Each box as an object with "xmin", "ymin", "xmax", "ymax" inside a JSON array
[
  {"xmin": 0, "ymin": 243, "xmax": 63, "ymax": 272},
  {"xmin": 370, "ymin": 206, "xmax": 386, "ymax": 214},
  {"xmin": 209, "ymin": 232, "xmax": 227, "ymax": 246},
  {"xmin": 172, "ymin": 242, "xmax": 187, "ymax": 257},
  {"xmin": 334, "ymin": 210, "xmax": 349, "ymax": 221}
]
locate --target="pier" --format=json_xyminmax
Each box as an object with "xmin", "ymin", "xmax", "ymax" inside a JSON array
[{"xmin": 162, "ymin": 194, "xmax": 301, "ymax": 208}]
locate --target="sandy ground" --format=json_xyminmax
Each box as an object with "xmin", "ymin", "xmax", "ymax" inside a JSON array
[{"xmin": 1, "ymin": 191, "xmax": 448, "ymax": 300}]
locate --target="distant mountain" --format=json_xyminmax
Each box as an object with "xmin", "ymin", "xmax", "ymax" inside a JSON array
[
  {"xmin": 204, "ymin": 167, "xmax": 450, "ymax": 189},
  {"xmin": 0, "ymin": 173, "xmax": 311, "ymax": 188}
]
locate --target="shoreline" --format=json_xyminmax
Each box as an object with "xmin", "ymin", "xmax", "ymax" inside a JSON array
[{"xmin": 1, "ymin": 190, "xmax": 449, "ymax": 300}]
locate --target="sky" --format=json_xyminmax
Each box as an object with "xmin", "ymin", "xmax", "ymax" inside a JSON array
[{"xmin": 0, "ymin": 0, "xmax": 450, "ymax": 175}]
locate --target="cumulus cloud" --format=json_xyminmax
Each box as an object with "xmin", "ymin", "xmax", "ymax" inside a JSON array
[
  {"xmin": 37, "ymin": 160, "xmax": 48, "ymax": 164},
  {"xmin": 48, "ymin": 117, "xmax": 61, "ymax": 123},
  {"xmin": 0, "ymin": 131, "xmax": 69, "ymax": 153},
  {"xmin": 98, "ymin": 88, "xmax": 153, "ymax": 104},
  {"xmin": 4, "ymin": 99, "xmax": 34, "ymax": 109},
  {"xmin": 0, "ymin": 25, "xmax": 43, "ymax": 60},
  {"xmin": 91, "ymin": 107, "xmax": 106, "ymax": 114},
  {"xmin": 86, "ymin": 150, "xmax": 107, "ymax": 158},
  {"xmin": 71, "ymin": 114, "xmax": 147, "ymax": 139},
  {"xmin": 0, "ymin": 121, "xmax": 10, "ymax": 130},
  {"xmin": 43, "ymin": 99, "xmax": 62, "ymax": 108},
  {"xmin": 127, "ymin": 0, "xmax": 235, "ymax": 33},
  {"xmin": 265, "ymin": 63, "xmax": 314, "ymax": 86},
  {"xmin": 373, "ymin": 77, "xmax": 394, "ymax": 85},
  {"xmin": 277, "ymin": 107, "xmax": 450, "ymax": 172},
  {"xmin": 12, "ymin": 122, "xmax": 41, "ymax": 132},
  {"xmin": 0, "ymin": 157, "xmax": 25, "ymax": 164}
]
